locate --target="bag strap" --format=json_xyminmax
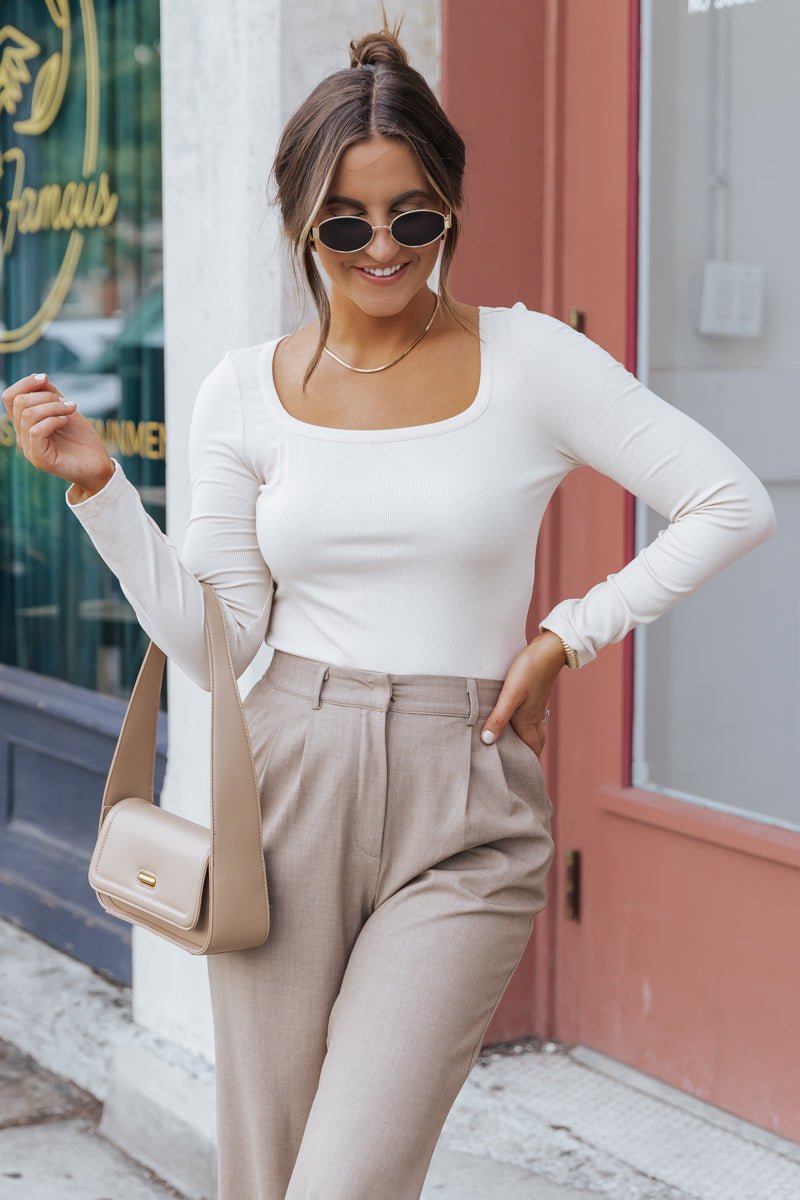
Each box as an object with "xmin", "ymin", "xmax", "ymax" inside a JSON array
[
  {"xmin": 98, "ymin": 582, "xmax": 269, "ymax": 946},
  {"xmin": 202, "ymin": 581, "xmax": 269, "ymax": 945},
  {"xmin": 99, "ymin": 634, "xmax": 166, "ymax": 824}
]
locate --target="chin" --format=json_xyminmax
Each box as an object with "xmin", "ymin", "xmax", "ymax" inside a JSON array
[
  {"xmin": 351, "ymin": 289, "xmax": 413, "ymax": 310},
  {"xmin": 340, "ymin": 274, "xmax": 433, "ymax": 313}
]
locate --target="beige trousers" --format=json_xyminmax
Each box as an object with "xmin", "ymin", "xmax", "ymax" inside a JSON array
[{"xmin": 206, "ymin": 649, "xmax": 555, "ymax": 1200}]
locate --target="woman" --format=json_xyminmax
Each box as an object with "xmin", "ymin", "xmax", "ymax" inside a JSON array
[{"xmin": 2, "ymin": 15, "xmax": 776, "ymax": 1200}]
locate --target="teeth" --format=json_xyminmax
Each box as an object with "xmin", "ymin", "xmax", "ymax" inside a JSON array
[{"xmin": 361, "ymin": 264, "xmax": 406, "ymax": 277}]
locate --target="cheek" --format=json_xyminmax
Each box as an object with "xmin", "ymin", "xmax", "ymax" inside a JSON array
[
  {"xmin": 314, "ymin": 251, "xmax": 351, "ymax": 284},
  {"xmin": 423, "ymin": 245, "xmax": 442, "ymax": 269}
]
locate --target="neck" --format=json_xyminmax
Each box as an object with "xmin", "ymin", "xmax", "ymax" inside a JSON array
[{"xmin": 326, "ymin": 288, "xmax": 439, "ymax": 360}]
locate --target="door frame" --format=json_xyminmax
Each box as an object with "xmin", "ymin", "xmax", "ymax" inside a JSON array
[{"xmin": 442, "ymin": 0, "xmax": 800, "ymax": 1139}]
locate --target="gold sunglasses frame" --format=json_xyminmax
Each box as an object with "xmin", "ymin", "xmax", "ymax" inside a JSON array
[{"xmin": 310, "ymin": 208, "xmax": 452, "ymax": 254}]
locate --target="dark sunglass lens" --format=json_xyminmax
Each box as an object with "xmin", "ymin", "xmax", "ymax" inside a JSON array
[
  {"xmin": 392, "ymin": 210, "xmax": 445, "ymax": 247},
  {"xmin": 318, "ymin": 218, "xmax": 372, "ymax": 252}
]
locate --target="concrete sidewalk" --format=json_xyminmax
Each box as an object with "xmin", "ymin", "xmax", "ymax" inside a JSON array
[
  {"xmin": 0, "ymin": 1037, "xmax": 187, "ymax": 1199},
  {"xmin": 0, "ymin": 1034, "xmax": 603, "ymax": 1200},
  {"xmin": 2, "ymin": 916, "xmax": 799, "ymax": 1200},
  {"xmin": 0, "ymin": 1034, "xmax": 612, "ymax": 1200}
]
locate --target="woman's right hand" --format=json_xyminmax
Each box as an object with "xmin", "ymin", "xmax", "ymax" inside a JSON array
[{"xmin": 2, "ymin": 372, "xmax": 114, "ymax": 496}]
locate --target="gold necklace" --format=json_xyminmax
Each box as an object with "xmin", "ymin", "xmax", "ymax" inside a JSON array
[{"xmin": 323, "ymin": 294, "xmax": 441, "ymax": 374}]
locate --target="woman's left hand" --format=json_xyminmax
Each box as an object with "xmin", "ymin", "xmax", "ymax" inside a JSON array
[{"xmin": 480, "ymin": 631, "xmax": 566, "ymax": 757}]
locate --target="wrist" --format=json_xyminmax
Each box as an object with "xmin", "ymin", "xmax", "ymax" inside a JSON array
[
  {"xmin": 68, "ymin": 459, "xmax": 115, "ymax": 503},
  {"xmin": 532, "ymin": 629, "xmax": 568, "ymax": 674}
]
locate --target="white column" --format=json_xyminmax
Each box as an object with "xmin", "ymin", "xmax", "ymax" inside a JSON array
[
  {"xmin": 98, "ymin": 3, "xmax": 438, "ymax": 1196},
  {"xmin": 98, "ymin": 4, "xmax": 283, "ymax": 1196},
  {"xmin": 134, "ymin": 0, "xmax": 283, "ymax": 1063}
]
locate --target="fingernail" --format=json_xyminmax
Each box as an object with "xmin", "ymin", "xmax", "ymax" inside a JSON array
[
  {"xmin": 34, "ymin": 372, "xmax": 46, "ymax": 381},
  {"xmin": 481, "ymin": 729, "xmax": 496, "ymax": 745}
]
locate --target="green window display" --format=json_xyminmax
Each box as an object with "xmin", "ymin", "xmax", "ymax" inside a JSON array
[{"xmin": 0, "ymin": 0, "xmax": 165, "ymax": 708}]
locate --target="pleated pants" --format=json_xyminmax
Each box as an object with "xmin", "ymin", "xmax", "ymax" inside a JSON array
[{"xmin": 206, "ymin": 648, "xmax": 556, "ymax": 1200}]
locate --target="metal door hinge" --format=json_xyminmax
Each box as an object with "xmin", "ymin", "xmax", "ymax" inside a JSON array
[
  {"xmin": 568, "ymin": 307, "xmax": 585, "ymax": 332},
  {"xmin": 565, "ymin": 849, "xmax": 581, "ymax": 920}
]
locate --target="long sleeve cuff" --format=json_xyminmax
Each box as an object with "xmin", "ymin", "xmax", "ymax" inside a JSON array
[
  {"xmin": 64, "ymin": 456, "xmax": 125, "ymax": 512},
  {"xmin": 538, "ymin": 608, "xmax": 599, "ymax": 669}
]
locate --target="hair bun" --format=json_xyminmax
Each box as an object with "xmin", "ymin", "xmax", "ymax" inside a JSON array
[{"xmin": 349, "ymin": 29, "xmax": 409, "ymax": 70}]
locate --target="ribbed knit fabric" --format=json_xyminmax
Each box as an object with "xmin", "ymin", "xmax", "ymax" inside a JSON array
[{"xmin": 64, "ymin": 302, "xmax": 777, "ymax": 690}]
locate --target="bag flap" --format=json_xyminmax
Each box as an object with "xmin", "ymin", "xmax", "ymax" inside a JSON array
[{"xmin": 88, "ymin": 797, "xmax": 210, "ymax": 930}]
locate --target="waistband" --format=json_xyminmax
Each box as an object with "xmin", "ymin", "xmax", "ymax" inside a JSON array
[{"xmin": 263, "ymin": 649, "xmax": 506, "ymax": 726}]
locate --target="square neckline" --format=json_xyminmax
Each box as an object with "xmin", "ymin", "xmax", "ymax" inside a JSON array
[{"xmin": 257, "ymin": 305, "xmax": 494, "ymax": 442}]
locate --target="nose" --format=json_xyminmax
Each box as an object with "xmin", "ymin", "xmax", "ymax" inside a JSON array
[{"xmin": 365, "ymin": 226, "xmax": 403, "ymax": 263}]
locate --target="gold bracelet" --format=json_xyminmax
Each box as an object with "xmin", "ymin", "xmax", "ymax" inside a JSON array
[{"xmin": 560, "ymin": 638, "xmax": 579, "ymax": 669}]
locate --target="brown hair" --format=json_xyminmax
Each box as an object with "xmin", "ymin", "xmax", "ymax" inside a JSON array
[{"xmin": 268, "ymin": 4, "xmax": 472, "ymax": 390}]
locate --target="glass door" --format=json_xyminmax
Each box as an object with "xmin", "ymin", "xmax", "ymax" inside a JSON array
[{"xmin": 634, "ymin": 0, "xmax": 796, "ymax": 829}]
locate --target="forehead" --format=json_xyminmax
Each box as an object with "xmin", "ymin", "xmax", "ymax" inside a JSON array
[{"xmin": 328, "ymin": 136, "xmax": 430, "ymax": 202}]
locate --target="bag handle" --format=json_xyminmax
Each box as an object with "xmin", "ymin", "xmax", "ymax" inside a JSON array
[{"xmin": 98, "ymin": 582, "xmax": 270, "ymax": 947}]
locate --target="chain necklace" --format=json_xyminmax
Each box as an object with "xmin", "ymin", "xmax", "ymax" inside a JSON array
[{"xmin": 323, "ymin": 293, "xmax": 441, "ymax": 374}]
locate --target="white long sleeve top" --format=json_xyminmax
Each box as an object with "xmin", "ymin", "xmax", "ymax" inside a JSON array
[{"xmin": 64, "ymin": 302, "xmax": 777, "ymax": 691}]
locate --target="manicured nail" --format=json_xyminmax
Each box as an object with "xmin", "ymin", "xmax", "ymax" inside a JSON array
[
  {"xmin": 34, "ymin": 372, "xmax": 46, "ymax": 381},
  {"xmin": 481, "ymin": 729, "xmax": 496, "ymax": 745}
]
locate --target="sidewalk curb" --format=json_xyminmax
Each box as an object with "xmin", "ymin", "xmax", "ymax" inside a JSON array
[{"xmin": 0, "ymin": 918, "xmax": 217, "ymax": 1198}]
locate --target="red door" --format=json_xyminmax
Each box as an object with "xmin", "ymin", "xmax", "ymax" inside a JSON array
[{"xmin": 443, "ymin": 0, "xmax": 799, "ymax": 1139}]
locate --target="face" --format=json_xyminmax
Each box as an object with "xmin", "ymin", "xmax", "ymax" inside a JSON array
[{"xmin": 310, "ymin": 135, "xmax": 448, "ymax": 316}]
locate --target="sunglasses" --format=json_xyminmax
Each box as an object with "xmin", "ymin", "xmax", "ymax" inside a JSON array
[{"xmin": 311, "ymin": 208, "xmax": 452, "ymax": 254}]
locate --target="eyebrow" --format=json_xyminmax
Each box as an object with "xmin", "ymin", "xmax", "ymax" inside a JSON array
[{"xmin": 323, "ymin": 189, "xmax": 435, "ymax": 208}]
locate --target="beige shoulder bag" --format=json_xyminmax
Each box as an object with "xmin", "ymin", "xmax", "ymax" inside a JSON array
[{"xmin": 87, "ymin": 581, "xmax": 270, "ymax": 954}]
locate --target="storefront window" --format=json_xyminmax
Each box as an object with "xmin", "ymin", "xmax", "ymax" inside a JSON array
[
  {"xmin": 634, "ymin": 0, "xmax": 794, "ymax": 827},
  {"xmin": 0, "ymin": 0, "xmax": 164, "ymax": 707}
]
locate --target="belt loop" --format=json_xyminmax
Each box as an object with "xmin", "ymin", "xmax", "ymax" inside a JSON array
[
  {"xmin": 465, "ymin": 677, "xmax": 479, "ymax": 726},
  {"xmin": 311, "ymin": 664, "xmax": 330, "ymax": 710}
]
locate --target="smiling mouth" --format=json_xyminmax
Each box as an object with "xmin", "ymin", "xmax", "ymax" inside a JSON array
[{"xmin": 355, "ymin": 261, "xmax": 412, "ymax": 278}]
